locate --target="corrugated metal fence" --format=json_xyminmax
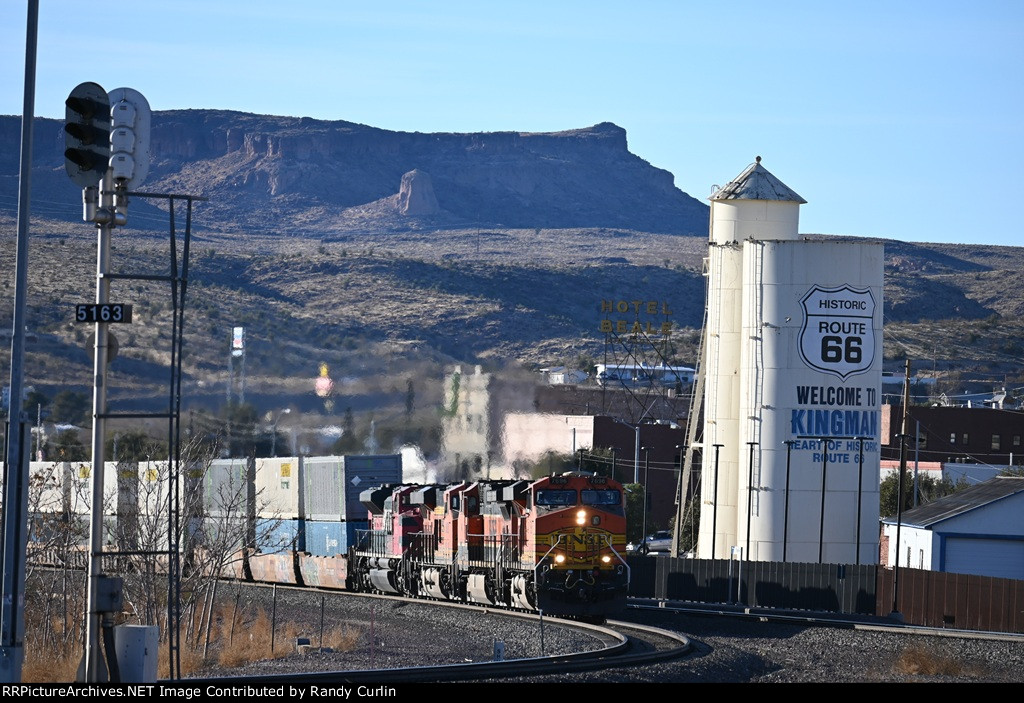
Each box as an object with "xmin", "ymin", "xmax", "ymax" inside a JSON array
[{"xmin": 629, "ymin": 556, "xmax": 1024, "ymax": 634}]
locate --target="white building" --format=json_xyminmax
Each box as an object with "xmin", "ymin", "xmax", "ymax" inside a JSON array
[
  {"xmin": 538, "ymin": 367, "xmax": 589, "ymax": 385},
  {"xmin": 502, "ymin": 413, "xmax": 595, "ymax": 466},
  {"xmin": 881, "ymin": 476, "xmax": 1024, "ymax": 580},
  {"xmin": 441, "ymin": 365, "xmax": 494, "ymax": 478},
  {"xmin": 880, "ymin": 459, "xmax": 1011, "ymax": 487}
]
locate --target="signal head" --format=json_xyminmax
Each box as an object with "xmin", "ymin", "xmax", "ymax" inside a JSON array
[
  {"xmin": 64, "ymin": 82, "xmax": 111, "ymax": 187},
  {"xmin": 106, "ymin": 87, "xmax": 151, "ymax": 189}
]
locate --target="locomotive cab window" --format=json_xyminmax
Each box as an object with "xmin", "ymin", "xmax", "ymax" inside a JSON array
[
  {"xmin": 581, "ymin": 489, "xmax": 621, "ymax": 506},
  {"xmin": 535, "ymin": 489, "xmax": 577, "ymax": 506}
]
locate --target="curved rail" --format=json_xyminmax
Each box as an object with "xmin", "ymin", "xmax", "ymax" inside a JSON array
[
  {"xmin": 628, "ymin": 599, "xmax": 1024, "ymax": 642},
  {"xmin": 181, "ymin": 588, "xmax": 691, "ymax": 684}
]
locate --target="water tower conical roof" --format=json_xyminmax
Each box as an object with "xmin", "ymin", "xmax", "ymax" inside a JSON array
[{"xmin": 711, "ymin": 157, "xmax": 806, "ymax": 203}]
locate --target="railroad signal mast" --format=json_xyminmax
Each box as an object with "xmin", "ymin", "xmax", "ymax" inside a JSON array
[{"xmin": 65, "ymin": 82, "xmax": 152, "ymax": 684}]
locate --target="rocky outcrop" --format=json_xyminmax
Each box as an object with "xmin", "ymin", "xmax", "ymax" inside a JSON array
[{"xmin": 398, "ymin": 170, "xmax": 440, "ymax": 216}]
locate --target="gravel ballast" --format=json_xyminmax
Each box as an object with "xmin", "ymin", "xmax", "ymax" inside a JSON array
[{"xmin": 188, "ymin": 586, "xmax": 1024, "ymax": 684}]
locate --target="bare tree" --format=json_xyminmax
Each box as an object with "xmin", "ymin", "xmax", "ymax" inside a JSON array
[
  {"xmin": 104, "ymin": 434, "xmax": 286, "ymax": 652},
  {"xmin": 20, "ymin": 436, "xmax": 287, "ymax": 676},
  {"xmin": 24, "ymin": 461, "xmax": 92, "ymax": 660}
]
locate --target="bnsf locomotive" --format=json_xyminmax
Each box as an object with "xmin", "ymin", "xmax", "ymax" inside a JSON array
[
  {"xmin": 25, "ymin": 454, "xmax": 629, "ymax": 620},
  {"xmin": 350, "ymin": 472, "xmax": 629, "ymax": 618}
]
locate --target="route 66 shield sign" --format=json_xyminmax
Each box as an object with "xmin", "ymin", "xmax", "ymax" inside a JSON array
[{"xmin": 799, "ymin": 285, "xmax": 876, "ymax": 380}]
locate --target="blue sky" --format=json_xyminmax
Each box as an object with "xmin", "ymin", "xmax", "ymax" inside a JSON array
[{"xmin": 2, "ymin": 1, "xmax": 1021, "ymax": 246}]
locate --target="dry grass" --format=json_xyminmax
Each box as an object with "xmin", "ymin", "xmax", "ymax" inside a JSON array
[
  {"xmin": 322, "ymin": 624, "xmax": 362, "ymax": 652},
  {"xmin": 22, "ymin": 602, "xmax": 364, "ymax": 682},
  {"xmin": 893, "ymin": 645, "xmax": 972, "ymax": 678},
  {"xmin": 212, "ymin": 606, "xmax": 362, "ymax": 668},
  {"xmin": 156, "ymin": 639, "xmax": 207, "ymax": 680},
  {"xmin": 22, "ymin": 610, "xmax": 83, "ymax": 683},
  {"xmin": 217, "ymin": 609, "xmax": 291, "ymax": 668},
  {"xmin": 23, "ymin": 637, "xmax": 80, "ymax": 683}
]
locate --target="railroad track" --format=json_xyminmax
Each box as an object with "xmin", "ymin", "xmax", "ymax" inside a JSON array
[
  {"xmin": 179, "ymin": 585, "xmax": 1024, "ymax": 686},
  {"xmin": 627, "ymin": 598, "xmax": 1024, "ymax": 642},
  {"xmin": 181, "ymin": 587, "xmax": 692, "ymax": 684}
]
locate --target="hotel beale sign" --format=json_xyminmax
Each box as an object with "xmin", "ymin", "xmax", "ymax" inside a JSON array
[{"xmin": 598, "ymin": 299, "xmax": 673, "ymax": 336}]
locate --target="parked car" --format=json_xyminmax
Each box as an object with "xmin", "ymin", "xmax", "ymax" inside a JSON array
[{"xmin": 627, "ymin": 530, "xmax": 672, "ymax": 555}]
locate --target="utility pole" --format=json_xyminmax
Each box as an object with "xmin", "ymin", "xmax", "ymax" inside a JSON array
[
  {"xmin": 0, "ymin": 1, "xmax": 38, "ymax": 683},
  {"xmin": 890, "ymin": 358, "xmax": 911, "ymax": 619}
]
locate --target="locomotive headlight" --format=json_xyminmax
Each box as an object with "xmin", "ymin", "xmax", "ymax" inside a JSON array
[
  {"xmin": 576, "ymin": 510, "xmax": 586, "ymax": 525},
  {"xmin": 601, "ymin": 555, "xmax": 611, "ymax": 563},
  {"xmin": 554, "ymin": 554, "xmax": 566, "ymax": 564}
]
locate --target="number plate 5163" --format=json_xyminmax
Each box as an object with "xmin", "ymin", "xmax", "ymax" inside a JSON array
[{"xmin": 75, "ymin": 304, "xmax": 133, "ymax": 323}]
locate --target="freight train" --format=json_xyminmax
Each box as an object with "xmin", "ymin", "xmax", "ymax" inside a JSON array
[
  {"xmin": 25, "ymin": 455, "xmax": 629, "ymax": 620},
  {"xmin": 345, "ymin": 472, "xmax": 629, "ymax": 617},
  {"xmin": 202, "ymin": 456, "xmax": 629, "ymax": 619},
  {"xmin": 239, "ymin": 474, "xmax": 629, "ymax": 619}
]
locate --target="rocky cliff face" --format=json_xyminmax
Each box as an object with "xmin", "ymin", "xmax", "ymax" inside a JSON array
[
  {"xmin": 398, "ymin": 170, "xmax": 440, "ymax": 216},
  {"xmin": 2, "ymin": 111, "xmax": 708, "ymax": 234}
]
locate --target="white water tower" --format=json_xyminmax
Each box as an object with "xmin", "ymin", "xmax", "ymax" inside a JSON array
[{"xmin": 698, "ymin": 159, "xmax": 882, "ymax": 564}]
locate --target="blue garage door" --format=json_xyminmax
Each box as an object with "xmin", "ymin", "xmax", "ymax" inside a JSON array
[{"xmin": 943, "ymin": 537, "xmax": 1024, "ymax": 580}]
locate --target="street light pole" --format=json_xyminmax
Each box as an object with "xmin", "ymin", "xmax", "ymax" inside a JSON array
[
  {"xmin": 674, "ymin": 444, "xmax": 686, "ymax": 554},
  {"xmin": 818, "ymin": 436, "xmax": 830, "ymax": 563},
  {"xmin": 0, "ymin": 1, "xmax": 38, "ymax": 683},
  {"xmin": 892, "ymin": 432, "xmax": 909, "ymax": 618},
  {"xmin": 855, "ymin": 436, "xmax": 867, "ymax": 565},
  {"xmin": 641, "ymin": 447, "xmax": 651, "ymax": 547},
  {"xmin": 711, "ymin": 443, "xmax": 724, "ymax": 559},
  {"xmin": 782, "ymin": 439, "xmax": 796, "ymax": 563},
  {"xmin": 633, "ymin": 424, "xmax": 641, "ymax": 483},
  {"xmin": 612, "ymin": 418, "xmax": 642, "ymax": 484},
  {"xmin": 745, "ymin": 441, "xmax": 758, "ymax": 561}
]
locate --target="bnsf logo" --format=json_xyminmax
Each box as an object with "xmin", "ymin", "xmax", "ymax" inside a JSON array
[{"xmin": 558, "ymin": 533, "xmax": 608, "ymax": 546}]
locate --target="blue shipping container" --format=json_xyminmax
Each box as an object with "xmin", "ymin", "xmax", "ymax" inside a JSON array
[
  {"xmin": 255, "ymin": 517, "xmax": 305, "ymax": 553},
  {"xmin": 304, "ymin": 520, "xmax": 369, "ymax": 556}
]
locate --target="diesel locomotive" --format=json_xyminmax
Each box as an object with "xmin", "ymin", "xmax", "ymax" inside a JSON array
[
  {"xmin": 25, "ymin": 454, "xmax": 630, "ymax": 621},
  {"xmin": 348, "ymin": 472, "xmax": 629, "ymax": 618}
]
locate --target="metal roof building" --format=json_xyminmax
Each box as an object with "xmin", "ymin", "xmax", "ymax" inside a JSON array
[{"xmin": 881, "ymin": 476, "xmax": 1024, "ymax": 580}]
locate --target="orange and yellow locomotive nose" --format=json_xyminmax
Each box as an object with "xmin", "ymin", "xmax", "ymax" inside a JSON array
[{"xmin": 551, "ymin": 552, "xmax": 611, "ymax": 569}]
